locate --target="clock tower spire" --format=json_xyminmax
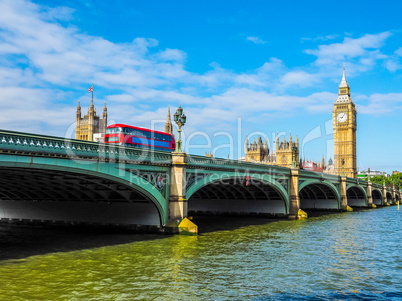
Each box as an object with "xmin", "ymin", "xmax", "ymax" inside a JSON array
[{"xmin": 333, "ymin": 65, "xmax": 357, "ymax": 178}]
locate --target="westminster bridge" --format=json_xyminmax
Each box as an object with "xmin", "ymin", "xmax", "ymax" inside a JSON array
[{"xmin": 0, "ymin": 129, "xmax": 400, "ymax": 231}]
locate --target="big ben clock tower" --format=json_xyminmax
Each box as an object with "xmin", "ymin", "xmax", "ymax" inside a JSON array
[{"xmin": 333, "ymin": 65, "xmax": 357, "ymax": 178}]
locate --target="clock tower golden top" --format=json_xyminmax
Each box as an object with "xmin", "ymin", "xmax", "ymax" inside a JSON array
[{"xmin": 336, "ymin": 64, "xmax": 352, "ymax": 103}]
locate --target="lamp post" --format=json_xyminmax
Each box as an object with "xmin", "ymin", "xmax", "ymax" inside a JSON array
[
  {"xmin": 291, "ymin": 145, "xmax": 297, "ymax": 168},
  {"xmin": 174, "ymin": 105, "xmax": 186, "ymax": 152}
]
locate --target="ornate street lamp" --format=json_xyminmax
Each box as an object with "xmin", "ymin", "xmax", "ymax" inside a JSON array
[
  {"xmin": 174, "ymin": 104, "xmax": 186, "ymax": 152},
  {"xmin": 291, "ymin": 145, "xmax": 298, "ymax": 168}
]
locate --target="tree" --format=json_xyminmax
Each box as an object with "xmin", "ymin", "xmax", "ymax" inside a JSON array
[
  {"xmin": 390, "ymin": 173, "xmax": 402, "ymax": 189},
  {"xmin": 369, "ymin": 175, "xmax": 391, "ymax": 186}
]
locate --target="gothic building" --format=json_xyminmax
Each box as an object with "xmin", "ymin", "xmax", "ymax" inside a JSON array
[
  {"xmin": 333, "ymin": 65, "xmax": 357, "ymax": 178},
  {"xmin": 244, "ymin": 133, "xmax": 299, "ymax": 169},
  {"xmin": 165, "ymin": 106, "xmax": 173, "ymax": 136},
  {"xmin": 276, "ymin": 133, "xmax": 299, "ymax": 169},
  {"xmin": 75, "ymin": 99, "xmax": 107, "ymax": 142}
]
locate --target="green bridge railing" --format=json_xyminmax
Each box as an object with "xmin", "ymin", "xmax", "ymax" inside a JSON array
[
  {"xmin": 0, "ymin": 129, "xmax": 171, "ymax": 165},
  {"xmin": 0, "ymin": 129, "xmax": 397, "ymax": 194}
]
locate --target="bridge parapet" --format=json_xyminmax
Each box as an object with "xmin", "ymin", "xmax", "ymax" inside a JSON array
[
  {"xmin": 0, "ymin": 129, "xmax": 171, "ymax": 165},
  {"xmin": 187, "ymin": 154, "xmax": 291, "ymax": 175}
]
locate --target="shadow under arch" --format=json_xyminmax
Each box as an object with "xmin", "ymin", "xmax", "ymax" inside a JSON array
[
  {"xmin": 386, "ymin": 191, "xmax": 394, "ymax": 204},
  {"xmin": 0, "ymin": 161, "xmax": 168, "ymax": 227},
  {"xmin": 372, "ymin": 189, "xmax": 383, "ymax": 206},
  {"xmin": 186, "ymin": 174, "xmax": 289, "ymax": 216},
  {"xmin": 346, "ymin": 184, "xmax": 368, "ymax": 207},
  {"xmin": 395, "ymin": 194, "xmax": 400, "ymax": 202},
  {"xmin": 299, "ymin": 180, "xmax": 341, "ymax": 210}
]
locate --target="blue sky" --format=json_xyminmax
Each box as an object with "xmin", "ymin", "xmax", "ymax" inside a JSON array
[{"xmin": 0, "ymin": 0, "xmax": 402, "ymax": 173}]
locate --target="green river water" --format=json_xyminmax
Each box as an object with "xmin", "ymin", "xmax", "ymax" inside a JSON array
[{"xmin": 0, "ymin": 207, "xmax": 401, "ymax": 300}]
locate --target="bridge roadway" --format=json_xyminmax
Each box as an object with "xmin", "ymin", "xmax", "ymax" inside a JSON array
[{"xmin": 0, "ymin": 129, "xmax": 400, "ymax": 231}]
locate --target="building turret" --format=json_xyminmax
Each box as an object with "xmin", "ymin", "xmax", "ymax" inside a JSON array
[
  {"xmin": 103, "ymin": 102, "xmax": 107, "ymax": 118},
  {"xmin": 165, "ymin": 106, "xmax": 174, "ymax": 135},
  {"xmin": 75, "ymin": 101, "xmax": 82, "ymax": 139},
  {"xmin": 76, "ymin": 101, "xmax": 81, "ymax": 118},
  {"xmin": 102, "ymin": 102, "xmax": 108, "ymax": 133},
  {"xmin": 257, "ymin": 137, "xmax": 263, "ymax": 149}
]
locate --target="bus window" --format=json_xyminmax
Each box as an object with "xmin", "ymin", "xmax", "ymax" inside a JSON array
[{"xmin": 106, "ymin": 127, "xmax": 123, "ymax": 134}]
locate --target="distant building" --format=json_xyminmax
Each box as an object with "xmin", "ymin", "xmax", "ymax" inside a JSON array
[
  {"xmin": 76, "ymin": 99, "xmax": 107, "ymax": 142},
  {"xmin": 324, "ymin": 157, "xmax": 335, "ymax": 174},
  {"xmin": 245, "ymin": 133, "xmax": 299, "ymax": 169},
  {"xmin": 303, "ymin": 160, "xmax": 323, "ymax": 172},
  {"xmin": 358, "ymin": 170, "xmax": 390, "ymax": 178}
]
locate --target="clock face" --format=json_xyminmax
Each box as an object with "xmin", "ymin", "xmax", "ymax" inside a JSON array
[{"xmin": 337, "ymin": 112, "xmax": 347, "ymax": 123}]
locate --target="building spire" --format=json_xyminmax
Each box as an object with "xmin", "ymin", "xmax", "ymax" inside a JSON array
[
  {"xmin": 76, "ymin": 100, "xmax": 81, "ymax": 118},
  {"xmin": 336, "ymin": 64, "xmax": 352, "ymax": 103},
  {"xmin": 164, "ymin": 105, "xmax": 173, "ymax": 135},
  {"xmin": 339, "ymin": 63, "xmax": 349, "ymax": 88}
]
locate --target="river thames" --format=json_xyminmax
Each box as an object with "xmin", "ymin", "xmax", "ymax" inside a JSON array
[{"xmin": 0, "ymin": 206, "xmax": 401, "ymax": 300}]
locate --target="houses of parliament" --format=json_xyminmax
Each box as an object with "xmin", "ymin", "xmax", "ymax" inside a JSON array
[{"xmin": 75, "ymin": 66, "xmax": 357, "ymax": 178}]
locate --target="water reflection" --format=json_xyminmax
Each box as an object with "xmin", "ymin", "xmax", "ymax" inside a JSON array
[{"xmin": 0, "ymin": 207, "xmax": 401, "ymax": 300}]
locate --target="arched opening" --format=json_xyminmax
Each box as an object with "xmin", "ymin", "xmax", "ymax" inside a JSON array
[
  {"xmin": 347, "ymin": 186, "xmax": 367, "ymax": 207},
  {"xmin": 299, "ymin": 183, "xmax": 339, "ymax": 210},
  {"xmin": 386, "ymin": 192, "xmax": 393, "ymax": 204},
  {"xmin": 0, "ymin": 167, "xmax": 162, "ymax": 227},
  {"xmin": 372, "ymin": 190, "xmax": 382, "ymax": 205},
  {"xmin": 188, "ymin": 178, "xmax": 287, "ymax": 216}
]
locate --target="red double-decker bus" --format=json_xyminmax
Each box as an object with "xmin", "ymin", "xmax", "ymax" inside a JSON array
[{"xmin": 104, "ymin": 124, "xmax": 175, "ymax": 152}]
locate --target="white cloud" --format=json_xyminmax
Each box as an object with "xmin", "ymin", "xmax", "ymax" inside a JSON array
[
  {"xmin": 357, "ymin": 93, "xmax": 402, "ymax": 114},
  {"xmin": 280, "ymin": 71, "xmax": 321, "ymax": 88},
  {"xmin": 305, "ymin": 32, "xmax": 391, "ymax": 68},
  {"xmin": 301, "ymin": 34, "xmax": 338, "ymax": 42},
  {"xmin": 246, "ymin": 36, "xmax": 267, "ymax": 44},
  {"xmin": 0, "ymin": 0, "xmax": 401, "ymax": 143},
  {"xmin": 385, "ymin": 60, "xmax": 402, "ymax": 72}
]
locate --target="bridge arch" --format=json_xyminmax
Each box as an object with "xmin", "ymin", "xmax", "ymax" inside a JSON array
[
  {"xmin": 186, "ymin": 174, "xmax": 289, "ymax": 216},
  {"xmin": 299, "ymin": 180, "xmax": 341, "ymax": 210},
  {"xmin": 386, "ymin": 191, "xmax": 394, "ymax": 204},
  {"xmin": 372, "ymin": 189, "xmax": 383, "ymax": 206},
  {"xmin": 0, "ymin": 160, "xmax": 168, "ymax": 227},
  {"xmin": 346, "ymin": 184, "xmax": 368, "ymax": 207}
]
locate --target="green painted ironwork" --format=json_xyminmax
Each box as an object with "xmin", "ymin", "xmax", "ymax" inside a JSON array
[
  {"xmin": 0, "ymin": 129, "xmax": 171, "ymax": 164},
  {"xmin": 0, "ymin": 128, "xmax": 400, "ymax": 227}
]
